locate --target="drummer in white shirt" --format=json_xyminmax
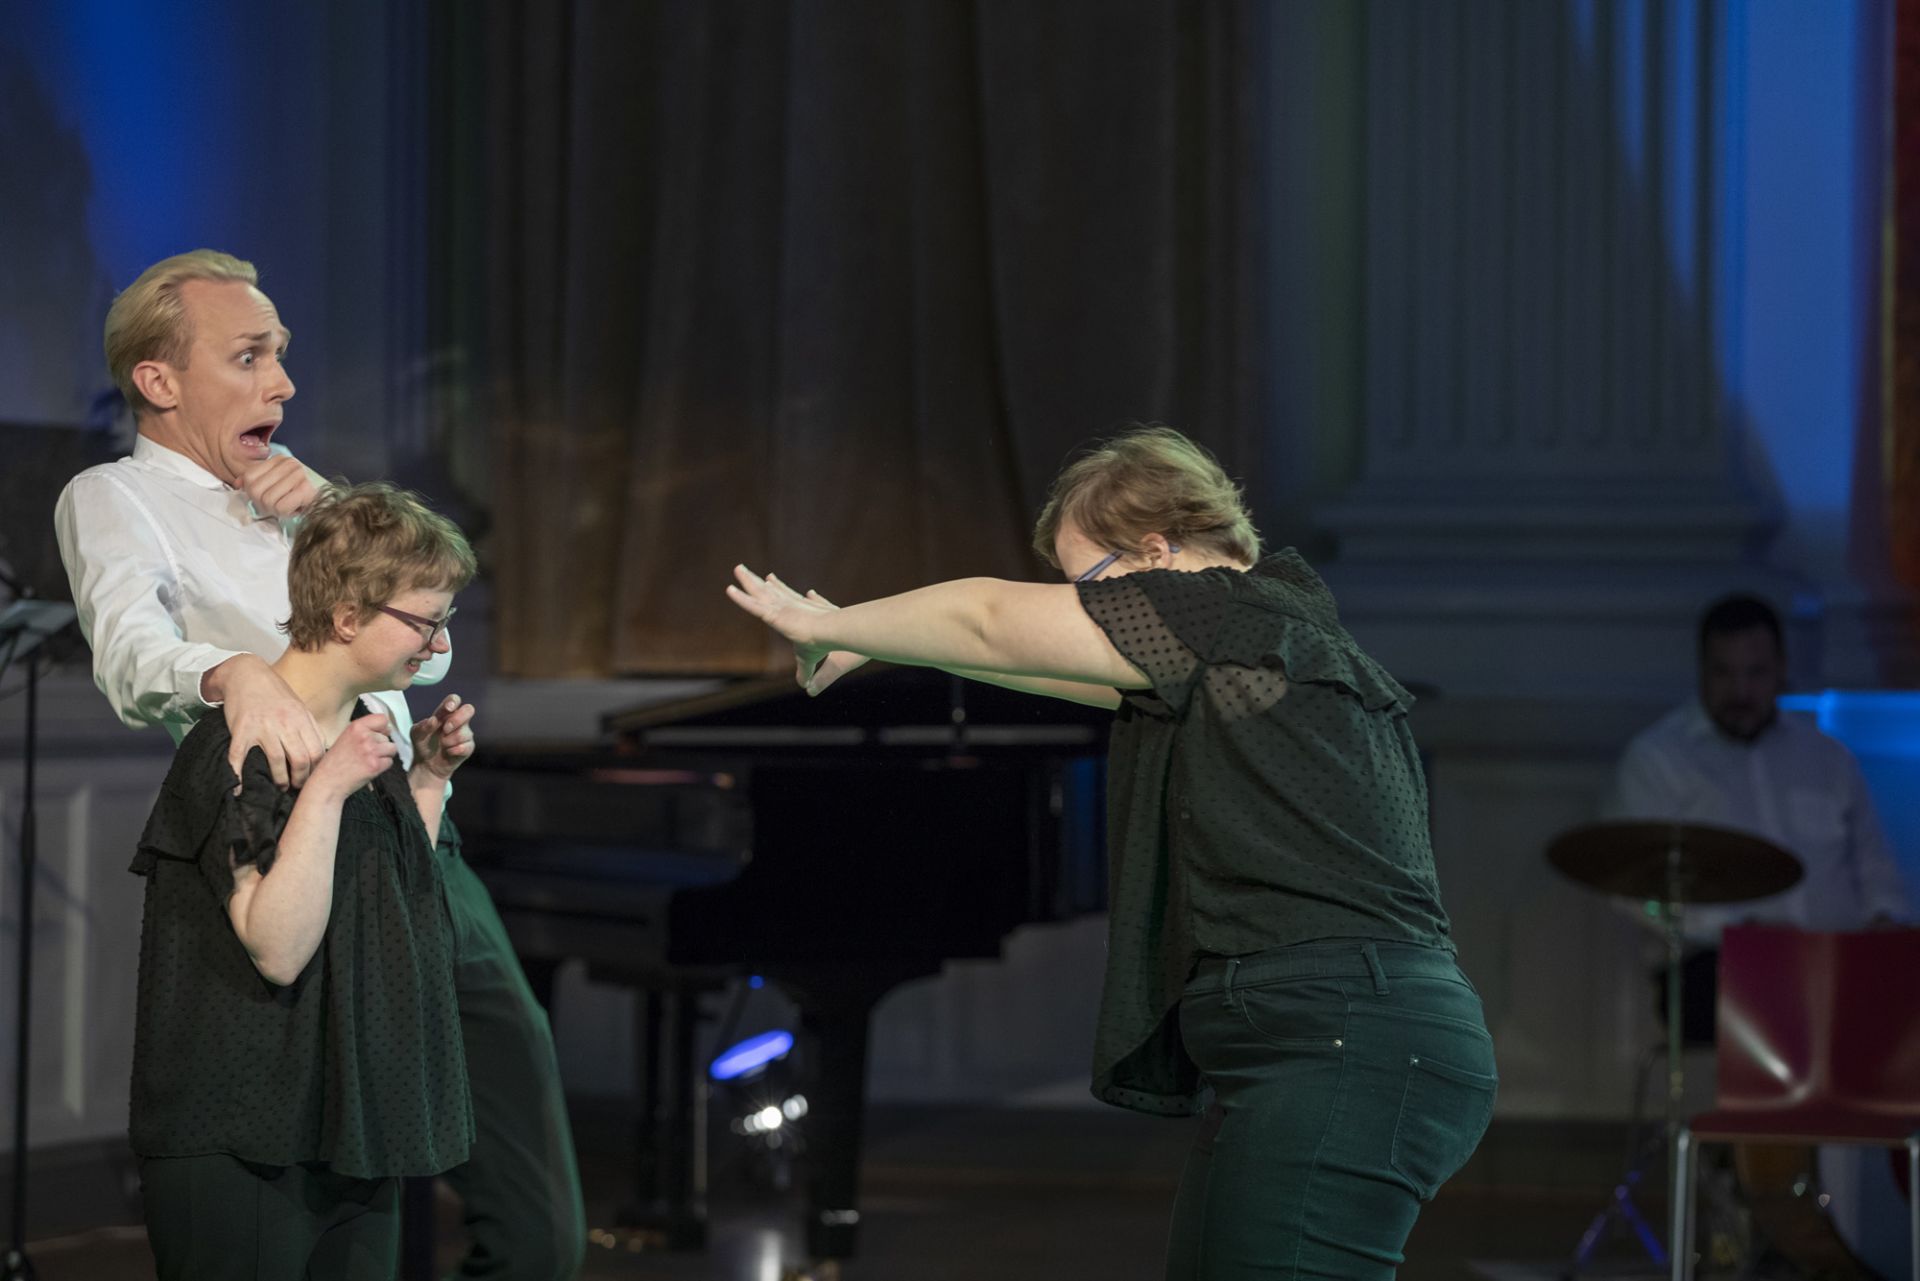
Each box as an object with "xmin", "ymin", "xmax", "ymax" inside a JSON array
[{"xmin": 1606, "ymin": 594, "xmax": 1909, "ymax": 1039}]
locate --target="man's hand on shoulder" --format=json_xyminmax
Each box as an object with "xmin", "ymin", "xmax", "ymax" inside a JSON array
[
  {"xmin": 204, "ymin": 654, "xmax": 326, "ymax": 790},
  {"xmin": 238, "ymin": 454, "xmax": 324, "ymax": 520}
]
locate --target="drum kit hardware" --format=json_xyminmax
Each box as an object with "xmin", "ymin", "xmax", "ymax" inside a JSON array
[{"xmin": 1546, "ymin": 820, "xmax": 1804, "ymax": 1277}]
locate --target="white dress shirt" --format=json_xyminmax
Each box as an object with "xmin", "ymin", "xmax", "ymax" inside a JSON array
[
  {"xmin": 54, "ymin": 433, "xmax": 448, "ymax": 758},
  {"xmin": 1606, "ymin": 700, "xmax": 1909, "ymax": 941}
]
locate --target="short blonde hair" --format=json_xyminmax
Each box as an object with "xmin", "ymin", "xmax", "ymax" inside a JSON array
[
  {"xmin": 1032, "ymin": 425, "xmax": 1261, "ymax": 568},
  {"xmin": 284, "ymin": 482, "xmax": 477, "ymax": 651},
  {"xmin": 103, "ymin": 250, "xmax": 259, "ymax": 416}
]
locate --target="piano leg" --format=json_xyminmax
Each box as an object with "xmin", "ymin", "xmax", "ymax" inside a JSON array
[
  {"xmin": 782, "ymin": 967, "xmax": 924, "ymax": 1262},
  {"xmin": 803, "ymin": 1002, "xmax": 868, "ymax": 1259},
  {"xmin": 626, "ymin": 988, "xmax": 708, "ymax": 1249}
]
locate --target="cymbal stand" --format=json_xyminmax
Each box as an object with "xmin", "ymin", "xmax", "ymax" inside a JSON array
[
  {"xmin": 1661, "ymin": 829, "xmax": 1687, "ymax": 1151},
  {"xmin": 1563, "ymin": 829, "xmax": 1691, "ymax": 1277}
]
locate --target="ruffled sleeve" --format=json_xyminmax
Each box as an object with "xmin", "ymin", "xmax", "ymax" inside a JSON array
[
  {"xmin": 1075, "ymin": 572, "xmax": 1209, "ymax": 713},
  {"xmin": 129, "ymin": 716, "xmax": 294, "ymax": 902},
  {"xmin": 1074, "ymin": 552, "xmax": 1414, "ymax": 718},
  {"xmin": 132, "ymin": 716, "xmax": 231, "ymax": 876},
  {"xmin": 219, "ymin": 748, "xmax": 296, "ymax": 877}
]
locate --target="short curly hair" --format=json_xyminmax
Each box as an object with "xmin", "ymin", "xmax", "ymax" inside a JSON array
[
  {"xmin": 284, "ymin": 482, "xmax": 477, "ymax": 651},
  {"xmin": 1031, "ymin": 425, "xmax": 1260, "ymax": 569}
]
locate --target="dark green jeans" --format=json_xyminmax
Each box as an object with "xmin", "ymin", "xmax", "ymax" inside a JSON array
[
  {"xmin": 141, "ymin": 1154, "xmax": 398, "ymax": 1280},
  {"xmin": 1168, "ymin": 940, "xmax": 1496, "ymax": 1280},
  {"xmin": 438, "ymin": 852, "xmax": 588, "ymax": 1281}
]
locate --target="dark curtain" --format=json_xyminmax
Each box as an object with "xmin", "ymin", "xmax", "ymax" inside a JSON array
[{"xmin": 442, "ymin": 0, "xmax": 1268, "ymax": 676}]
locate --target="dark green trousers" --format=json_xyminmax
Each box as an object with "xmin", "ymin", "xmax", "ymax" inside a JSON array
[
  {"xmin": 141, "ymin": 1155, "xmax": 398, "ymax": 1280},
  {"xmin": 1167, "ymin": 941, "xmax": 1497, "ymax": 1280},
  {"xmin": 439, "ymin": 852, "xmax": 587, "ymax": 1280}
]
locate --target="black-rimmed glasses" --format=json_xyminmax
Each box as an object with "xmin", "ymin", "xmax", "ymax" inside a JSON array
[{"xmin": 376, "ymin": 604, "xmax": 457, "ymax": 648}]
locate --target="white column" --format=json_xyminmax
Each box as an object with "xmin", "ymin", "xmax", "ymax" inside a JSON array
[{"xmin": 1324, "ymin": 0, "xmax": 1811, "ymax": 705}]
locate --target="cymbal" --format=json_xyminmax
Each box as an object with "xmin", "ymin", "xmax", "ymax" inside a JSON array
[{"xmin": 1546, "ymin": 820, "xmax": 1803, "ymax": 904}]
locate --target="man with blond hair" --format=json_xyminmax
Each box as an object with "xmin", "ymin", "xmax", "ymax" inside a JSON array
[{"xmin": 56, "ymin": 250, "xmax": 585, "ymax": 1280}]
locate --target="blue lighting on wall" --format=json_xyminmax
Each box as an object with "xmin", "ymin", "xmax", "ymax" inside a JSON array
[
  {"xmin": 1779, "ymin": 691, "xmax": 1920, "ymax": 907},
  {"xmin": 709, "ymin": 1030, "xmax": 794, "ymax": 1082}
]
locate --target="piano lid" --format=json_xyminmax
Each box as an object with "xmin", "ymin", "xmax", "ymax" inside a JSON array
[{"xmin": 604, "ymin": 663, "xmax": 1113, "ymax": 751}]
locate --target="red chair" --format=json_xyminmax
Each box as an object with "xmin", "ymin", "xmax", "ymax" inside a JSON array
[{"xmin": 1671, "ymin": 925, "xmax": 1920, "ymax": 1280}]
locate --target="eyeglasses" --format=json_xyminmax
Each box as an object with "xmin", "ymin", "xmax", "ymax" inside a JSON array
[
  {"xmin": 376, "ymin": 604, "xmax": 457, "ymax": 648},
  {"xmin": 1074, "ymin": 544, "xmax": 1181, "ymax": 583}
]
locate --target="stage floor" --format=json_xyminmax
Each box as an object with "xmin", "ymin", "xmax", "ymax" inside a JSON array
[{"xmin": 16, "ymin": 1103, "xmax": 1675, "ymax": 1280}]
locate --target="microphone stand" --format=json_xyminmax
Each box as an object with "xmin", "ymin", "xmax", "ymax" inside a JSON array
[{"xmin": 0, "ymin": 569, "xmax": 77, "ymax": 1281}]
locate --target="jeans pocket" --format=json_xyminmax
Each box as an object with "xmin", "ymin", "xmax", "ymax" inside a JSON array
[
  {"xmin": 1231, "ymin": 979, "xmax": 1351, "ymax": 1051},
  {"xmin": 1389, "ymin": 1051, "xmax": 1497, "ymax": 1201}
]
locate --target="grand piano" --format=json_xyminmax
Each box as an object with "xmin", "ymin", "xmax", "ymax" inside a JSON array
[{"xmin": 445, "ymin": 664, "xmax": 1112, "ymax": 1261}]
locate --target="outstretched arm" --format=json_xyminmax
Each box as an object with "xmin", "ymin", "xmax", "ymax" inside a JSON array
[
  {"xmin": 795, "ymin": 588, "xmax": 1121, "ymax": 708},
  {"xmin": 726, "ymin": 566, "xmax": 1148, "ymax": 693}
]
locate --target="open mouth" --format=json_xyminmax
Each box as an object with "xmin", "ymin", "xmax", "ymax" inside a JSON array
[{"xmin": 237, "ymin": 422, "xmax": 277, "ymax": 457}]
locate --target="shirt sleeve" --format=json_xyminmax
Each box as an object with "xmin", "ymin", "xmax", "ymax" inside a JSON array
[
  {"xmin": 132, "ymin": 724, "xmax": 292, "ymax": 904},
  {"xmin": 1074, "ymin": 574, "xmax": 1206, "ymax": 712},
  {"xmin": 1075, "ymin": 569, "xmax": 1412, "ymax": 718},
  {"xmin": 1841, "ymin": 754, "xmax": 1911, "ymax": 921},
  {"xmin": 55, "ymin": 471, "xmax": 247, "ymax": 729}
]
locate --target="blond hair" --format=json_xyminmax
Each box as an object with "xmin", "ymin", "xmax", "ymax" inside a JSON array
[
  {"xmin": 103, "ymin": 250, "xmax": 260, "ymax": 416},
  {"xmin": 284, "ymin": 483, "xmax": 477, "ymax": 651},
  {"xmin": 1032, "ymin": 425, "xmax": 1260, "ymax": 568}
]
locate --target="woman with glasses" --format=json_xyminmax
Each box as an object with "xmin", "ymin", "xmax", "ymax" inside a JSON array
[
  {"xmin": 128, "ymin": 482, "xmax": 479, "ymax": 1280},
  {"xmin": 727, "ymin": 425, "xmax": 1494, "ymax": 1280}
]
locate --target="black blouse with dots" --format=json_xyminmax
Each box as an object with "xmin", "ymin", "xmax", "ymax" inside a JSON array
[
  {"xmin": 1076, "ymin": 549, "xmax": 1453, "ymax": 1115},
  {"xmin": 126, "ymin": 705, "xmax": 472, "ymax": 1179}
]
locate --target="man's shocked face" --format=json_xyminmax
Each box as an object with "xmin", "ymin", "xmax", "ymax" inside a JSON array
[{"xmin": 135, "ymin": 279, "xmax": 295, "ymax": 486}]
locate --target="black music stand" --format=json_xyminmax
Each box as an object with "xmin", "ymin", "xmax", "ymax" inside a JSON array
[{"xmin": 1, "ymin": 596, "xmax": 78, "ymax": 1281}]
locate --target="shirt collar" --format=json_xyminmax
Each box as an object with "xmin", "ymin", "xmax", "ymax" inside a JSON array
[
  {"xmin": 131, "ymin": 432, "xmax": 285, "ymax": 522},
  {"xmin": 1682, "ymin": 698, "xmax": 1785, "ymax": 748},
  {"xmin": 132, "ymin": 431, "xmax": 231, "ymax": 492}
]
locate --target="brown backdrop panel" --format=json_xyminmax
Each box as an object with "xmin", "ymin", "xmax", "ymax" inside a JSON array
[{"xmin": 454, "ymin": 0, "xmax": 1268, "ymax": 677}]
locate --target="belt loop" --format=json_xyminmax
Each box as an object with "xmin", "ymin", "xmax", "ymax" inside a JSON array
[
  {"xmin": 1220, "ymin": 957, "xmax": 1242, "ymax": 1009},
  {"xmin": 1361, "ymin": 942, "xmax": 1389, "ymax": 995}
]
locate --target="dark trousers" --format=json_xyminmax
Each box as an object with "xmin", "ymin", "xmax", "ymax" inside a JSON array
[
  {"xmin": 1168, "ymin": 940, "xmax": 1497, "ymax": 1280},
  {"xmin": 440, "ymin": 852, "xmax": 588, "ymax": 1280},
  {"xmin": 141, "ymin": 1155, "xmax": 398, "ymax": 1281}
]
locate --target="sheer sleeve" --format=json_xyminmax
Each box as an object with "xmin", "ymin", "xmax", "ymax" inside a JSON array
[
  {"xmin": 1074, "ymin": 573, "xmax": 1209, "ymax": 712},
  {"xmin": 1076, "ymin": 563, "xmax": 1413, "ymax": 718},
  {"xmin": 130, "ymin": 720, "xmax": 293, "ymax": 902}
]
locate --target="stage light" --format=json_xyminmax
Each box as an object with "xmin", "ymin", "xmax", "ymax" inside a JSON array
[{"xmin": 709, "ymin": 1029, "xmax": 794, "ymax": 1082}]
